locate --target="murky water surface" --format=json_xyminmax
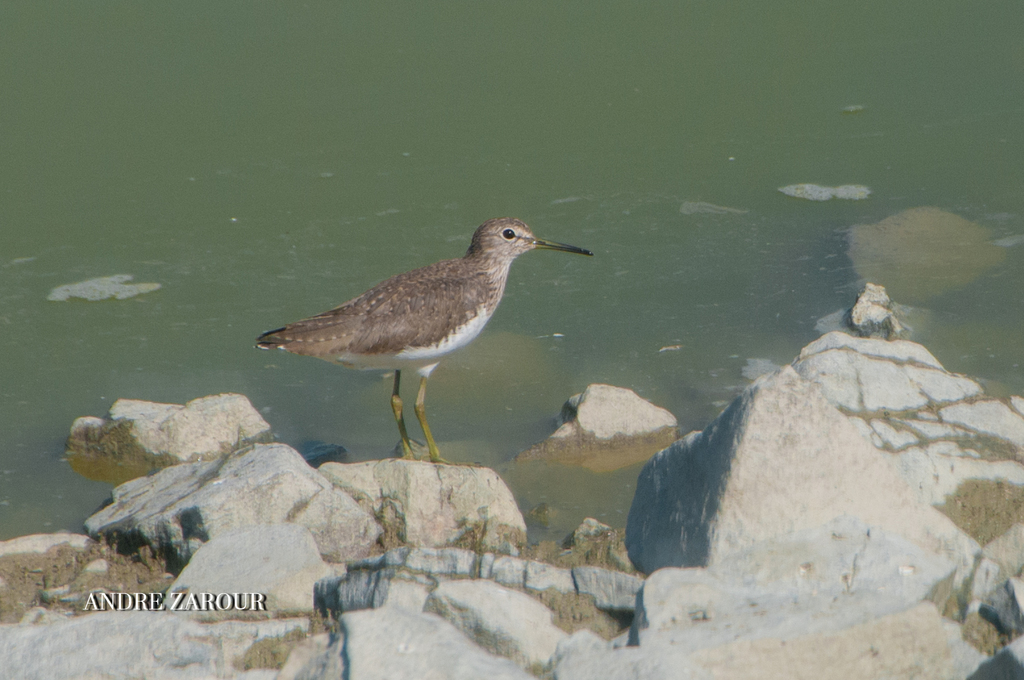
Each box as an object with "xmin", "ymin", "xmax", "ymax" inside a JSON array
[{"xmin": 1, "ymin": 2, "xmax": 1022, "ymax": 541}]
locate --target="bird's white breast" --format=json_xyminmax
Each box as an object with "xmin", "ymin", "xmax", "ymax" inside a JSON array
[{"xmin": 395, "ymin": 306, "xmax": 493, "ymax": 362}]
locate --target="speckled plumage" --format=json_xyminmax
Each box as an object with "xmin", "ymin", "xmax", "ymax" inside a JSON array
[{"xmin": 256, "ymin": 217, "xmax": 592, "ymax": 462}]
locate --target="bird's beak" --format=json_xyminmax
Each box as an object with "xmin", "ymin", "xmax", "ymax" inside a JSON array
[{"xmin": 531, "ymin": 238, "xmax": 594, "ymax": 257}]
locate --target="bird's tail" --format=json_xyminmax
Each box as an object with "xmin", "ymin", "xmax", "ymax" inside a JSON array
[{"xmin": 255, "ymin": 327, "xmax": 287, "ymax": 350}]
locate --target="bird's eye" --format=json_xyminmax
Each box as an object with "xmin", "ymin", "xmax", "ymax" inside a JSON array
[{"xmin": 501, "ymin": 228, "xmax": 516, "ymax": 240}]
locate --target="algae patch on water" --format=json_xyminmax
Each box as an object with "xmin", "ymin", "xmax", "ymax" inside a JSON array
[
  {"xmin": 848, "ymin": 207, "xmax": 1005, "ymax": 302},
  {"xmin": 48, "ymin": 274, "xmax": 161, "ymax": 301}
]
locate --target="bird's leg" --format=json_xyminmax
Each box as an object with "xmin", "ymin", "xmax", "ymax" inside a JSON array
[
  {"xmin": 414, "ymin": 376, "xmax": 443, "ymax": 463},
  {"xmin": 391, "ymin": 370, "xmax": 414, "ymax": 459}
]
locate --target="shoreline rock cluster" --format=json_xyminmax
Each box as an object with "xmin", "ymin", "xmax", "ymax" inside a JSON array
[{"xmin": 2, "ymin": 284, "xmax": 1024, "ymax": 678}]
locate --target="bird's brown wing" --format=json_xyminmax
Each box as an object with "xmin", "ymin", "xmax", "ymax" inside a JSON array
[{"xmin": 256, "ymin": 258, "xmax": 494, "ymax": 359}]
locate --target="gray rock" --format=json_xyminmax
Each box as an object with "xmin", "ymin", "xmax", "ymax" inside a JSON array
[
  {"xmin": 170, "ymin": 524, "xmax": 330, "ymax": 614},
  {"xmin": 340, "ymin": 607, "xmax": 535, "ymax": 680},
  {"xmin": 315, "ymin": 569, "xmax": 431, "ymax": 618},
  {"xmin": 85, "ymin": 443, "xmax": 381, "ymax": 567},
  {"xmin": 891, "ymin": 444, "xmax": 1024, "ymax": 506},
  {"xmin": 525, "ymin": 560, "xmax": 575, "ymax": 594},
  {"xmin": 489, "ymin": 555, "xmax": 528, "ymax": 588},
  {"xmin": 625, "ymin": 366, "xmax": 979, "ymax": 587},
  {"xmin": 971, "ymin": 558, "xmax": 1004, "ymax": 600},
  {"xmin": 0, "ymin": 532, "xmax": 91, "ymax": 557},
  {"xmin": 572, "ymin": 566, "xmax": 643, "ymax": 612},
  {"xmin": 318, "ymin": 459, "xmax": 525, "ymax": 553},
  {"xmin": 552, "ymin": 631, "xmax": 710, "ymax": 680},
  {"xmin": 940, "ymin": 400, "xmax": 1024, "ymax": 447},
  {"xmin": 66, "ymin": 393, "xmax": 272, "ymax": 469},
  {"xmin": 984, "ymin": 524, "xmax": 1024, "ymax": 579},
  {"xmin": 82, "ymin": 558, "xmax": 109, "ymax": 574},
  {"xmin": 276, "ymin": 633, "xmax": 332, "ymax": 680},
  {"xmin": 683, "ymin": 602, "xmax": 954, "ymax": 680},
  {"xmin": 969, "ymin": 633, "xmax": 1024, "ymax": 679},
  {"xmin": 798, "ymin": 330, "xmax": 944, "ymax": 369},
  {"xmin": 0, "ymin": 611, "xmax": 227, "ymax": 679},
  {"xmin": 571, "ymin": 517, "xmax": 614, "ymax": 542},
  {"xmin": 424, "ymin": 579, "xmax": 567, "ymax": 669},
  {"xmin": 632, "ymin": 517, "xmax": 956, "ymax": 651},
  {"xmin": 847, "ymin": 282, "xmax": 907, "ymax": 339},
  {"xmin": 869, "ymin": 418, "xmax": 919, "ymax": 449},
  {"xmin": 982, "ymin": 577, "xmax": 1024, "ymax": 636},
  {"xmin": 942, "ymin": 620, "xmax": 990, "ymax": 680}
]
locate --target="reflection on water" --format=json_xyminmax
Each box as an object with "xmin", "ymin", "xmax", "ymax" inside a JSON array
[{"xmin": 1, "ymin": 1, "xmax": 1023, "ymax": 540}]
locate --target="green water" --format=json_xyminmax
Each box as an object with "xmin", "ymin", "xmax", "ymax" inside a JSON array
[{"xmin": 1, "ymin": 2, "xmax": 1022, "ymax": 541}]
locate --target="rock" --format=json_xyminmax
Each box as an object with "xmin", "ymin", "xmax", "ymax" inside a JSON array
[
  {"xmin": 487, "ymin": 555, "xmax": 528, "ymax": 588},
  {"xmin": 625, "ymin": 366, "xmax": 979, "ymax": 588},
  {"xmin": 632, "ymin": 517, "xmax": 956, "ymax": 650},
  {"xmin": 82, "ymin": 558, "xmax": 109, "ymax": 574},
  {"xmin": 848, "ymin": 207, "xmax": 1005, "ymax": 302},
  {"xmin": 85, "ymin": 443, "xmax": 381, "ymax": 568},
  {"xmin": 982, "ymin": 578, "xmax": 1024, "ymax": 636},
  {"xmin": 0, "ymin": 532, "xmax": 91, "ymax": 558},
  {"xmin": 66, "ymin": 394, "xmax": 273, "ymax": 482},
  {"xmin": 276, "ymin": 632, "xmax": 331, "ymax": 680},
  {"xmin": 778, "ymin": 183, "xmax": 871, "ymax": 201},
  {"xmin": 338, "ymin": 607, "xmax": 535, "ymax": 680},
  {"xmin": 983, "ymin": 524, "xmax": 1024, "ymax": 579},
  {"xmin": 940, "ymin": 401, "xmax": 1024, "ymax": 448},
  {"xmin": 525, "ymin": 560, "xmax": 576, "ymax": 594},
  {"xmin": 793, "ymin": 332, "xmax": 982, "ymax": 412},
  {"xmin": 891, "ymin": 444, "xmax": 1024, "ymax": 506},
  {"xmin": 942, "ymin": 619, "xmax": 990, "ymax": 679},
  {"xmin": 846, "ymin": 282, "xmax": 907, "ymax": 339},
  {"xmin": 685, "ymin": 602, "xmax": 954, "ymax": 680},
  {"xmin": 570, "ymin": 518, "xmax": 615, "ymax": 543},
  {"xmin": 47, "ymin": 274, "xmax": 161, "ymax": 302},
  {"xmin": 170, "ymin": 524, "xmax": 331, "ymax": 614},
  {"xmin": 572, "ymin": 567, "xmax": 643, "ymax": 612},
  {"xmin": 970, "ymin": 633, "xmax": 1024, "ymax": 679},
  {"xmin": 318, "ymin": 459, "xmax": 525, "ymax": 553},
  {"xmin": 424, "ymin": 579, "xmax": 567, "ymax": 669},
  {"xmin": 971, "ymin": 558, "xmax": 1004, "ymax": 600},
  {"xmin": 315, "ymin": 568, "xmax": 431, "ymax": 618},
  {"xmin": 0, "ymin": 611, "xmax": 226, "ymax": 679},
  {"xmin": 516, "ymin": 384, "xmax": 679, "ymax": 472},
  {"xmin": 553, "ymin": 638, "xmax": 711, "ymax": 680}
]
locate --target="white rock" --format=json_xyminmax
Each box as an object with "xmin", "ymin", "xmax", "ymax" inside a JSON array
[
  {"xmin": 553, "ymin": 633, "xmax": 711, "ymax": 680},
  {"xmin": 942, "ymin": 619, "xmax": 990, "ymax": 680},
  {"xmin": 890, "ymin": 444, "xmax": 1024, "ymax": 506},
  {"xmin": 898, "ymin": 418, "xmax": 974, "ymax": 439},
  {"xmin": 869, "ymin": 419, "xmax": 919, "ymax": 449},
  {"xmin": 339, "ymin": 607, "xmax": 535, "ymax": 680},
  {"xmin": 903, "ymin": 365, "xmax": 982, "ymax": 403},
  {"xmin": 625, "ymin": 367, "xmax": 979, "ymax": 587},
  {"xmin": 490, "ymin": 555, "xmax": 529, "ymax": 589},
  {"xmin": 275, "ymin": 632, "xmax": 331, "ymax": 680},
  {"xmin": 551, "ymin": 384, "xmax": 677, "ymax": 440},
  {"xmin": 68, "ymin": 394, "xmax": 272, "ymax": 466},
  {"xmin": 319, "ymin": 459, "xmax": 526, "ymax": 552},
  {"xmin": 940, "ymin": 400, "xmax": 1024, "ymax": 447},
  {"xmin": 85, "ymin": 443, "xmax": 381, "ymax": 566},
  {"xmin": 170, "ymin": 524, "xmax": 330, "ymax": 613},
  {"xmin": 847, "ymin": 282, "xmax": 905, "ymax": 339},
  {"xmin": 47, "ymin": 274, "xmax": 160, "ymax": 302},
  {"xmin": 425, "ymin": 579, "xmax": 567, "ymax": 669},
  {"xmin": 0, "ymin": 532, "xmax": 91, "ymax": 558},
  {"xmin": 798, "ymin": 331, "xmax": 943, "ymax": 369},
  {"xmin": 82, "ymin": 558, "xmax": 109, "ymax": 574},
  {"xmin": 1014, "ymin": 396, "xmax": 1024, "ymax": 417},
  {"xmin": 0, "ymin": 611, "xmax": 226, "ymax": 679}
]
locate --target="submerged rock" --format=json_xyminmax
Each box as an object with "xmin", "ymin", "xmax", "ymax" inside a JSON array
[
  {"xmin": 848, "ymin": 207, "xmax": 1005, "ymax": 302},
  {"xmin": 846, "ymin": 282, "xmax": 908, "ymax": 339},
  {"xmin": 516, "ymin": 384, "xmax": 679, "ymax": 472},
  {"xmin": 66, "ymin": 393, "xmax": 273, "ymax": 484}
]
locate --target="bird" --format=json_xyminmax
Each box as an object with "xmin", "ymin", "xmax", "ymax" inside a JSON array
[{"xmin": 256, "ymin": 217, "xmax": 593, "ymax": 463}]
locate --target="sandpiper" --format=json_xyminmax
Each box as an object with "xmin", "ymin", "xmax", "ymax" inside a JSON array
[{"xmin": 256, "ymin": 217, "xmax": 593, "ymax": 462}]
